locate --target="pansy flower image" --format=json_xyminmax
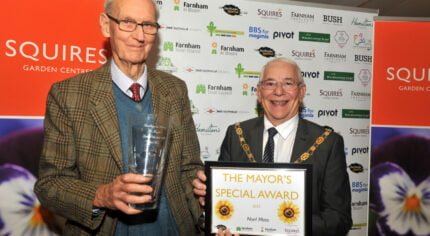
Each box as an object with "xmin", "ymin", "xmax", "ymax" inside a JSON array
[
  {"xmin": 370, "ymin": 134, "xmax": 430, "ymax": 236},
  {"xmin": 0, "ymin": 164, "xmax": 59, "ymax": 235}
]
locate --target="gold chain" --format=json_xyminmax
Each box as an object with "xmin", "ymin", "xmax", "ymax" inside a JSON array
[{"xmin": 234, "ymin": 122, "xmax": 332, "ymax": 163}]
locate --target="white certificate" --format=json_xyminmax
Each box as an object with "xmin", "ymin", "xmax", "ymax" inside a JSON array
[{"xmin": 205, "ymin": 161, "xmax": 312, "ymax": 236}]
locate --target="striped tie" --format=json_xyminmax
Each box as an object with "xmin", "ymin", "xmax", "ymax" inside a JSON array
[
  {"xmin": 263, "ymin": 127, "xmax": 278, "ymax": 163},
  {"xmin": 130, "ymin": 83, "xmax": 141, "ymax": 102}
]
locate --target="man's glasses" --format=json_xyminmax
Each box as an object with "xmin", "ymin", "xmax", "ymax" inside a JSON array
[
  {"xmin": 106, "ymin": 13, "xmax": 160, "ymax": 34},
  {"xmin": 260, "ymin": 79, "xmax": 301, "ymax": 91}
]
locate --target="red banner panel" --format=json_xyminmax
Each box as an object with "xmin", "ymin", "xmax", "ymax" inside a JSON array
[{"xmin": 371, "ymin": 20, "xmax": 430, "ymax": 127}]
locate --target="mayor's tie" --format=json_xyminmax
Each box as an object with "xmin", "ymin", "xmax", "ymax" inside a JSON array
[
  {"xmin": 130, "ymin": 83, "xmax": 141, "ymax": 102},
  {"xmin": 263, "ymin": 127, "xmax": 278, "ymax": 163}
]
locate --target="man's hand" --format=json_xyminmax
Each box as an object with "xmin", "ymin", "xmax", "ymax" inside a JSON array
[
  {"xmin": 93, "ymin": 173, "xmax": 153, "ymax": 214},
  {"xmin": 192, "ymin": 170, "xmax": 207, "ymax": 206}
]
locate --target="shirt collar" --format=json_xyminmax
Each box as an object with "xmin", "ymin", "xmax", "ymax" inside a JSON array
[
  {"xmin": 263, "ymin": 114, "xmax": 299, "ymax": 139},
  {"xmin": 110, "ymin": 60, "xmax": 148, "ymax": 93}
]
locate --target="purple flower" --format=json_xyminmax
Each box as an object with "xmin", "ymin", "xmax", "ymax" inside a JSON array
[{"xmin": 0, "ymin": 164, "xmax": 58, "ymax": 236}]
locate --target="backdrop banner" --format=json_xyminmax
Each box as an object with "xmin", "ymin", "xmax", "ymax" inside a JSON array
[
  {"xmin": 369, "ymin": 17, "xmax": 430, "ymax": 236},
  {"xmin": 0, "ymin": 0, "xmax": 376, "ymax": 235}
]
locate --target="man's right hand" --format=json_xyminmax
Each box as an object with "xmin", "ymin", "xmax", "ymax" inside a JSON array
[
  {"xmin": 192, "ymin": 170, "xmax": 207, "ymax": 206},
  {"xmin": 92, "ymin": 173, "xmax": 153, "ymax": 215}
]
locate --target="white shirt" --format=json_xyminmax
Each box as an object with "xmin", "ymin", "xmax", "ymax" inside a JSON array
[
  {"xmin": 262, "ymin": 114, "xmax": 299, "ymax": 163},
  {"xmin": 110, "ymin": 60, "xmax": 148, "ymax": 99}
]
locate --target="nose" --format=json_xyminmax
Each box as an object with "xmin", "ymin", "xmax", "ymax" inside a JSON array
[
  {"xmin": 273, "ymin": 83, "xmax": 285, "ymax": 95},
  {"xmin": 133, "ymin": 25, "xmax": 147, "ymax": 41}
]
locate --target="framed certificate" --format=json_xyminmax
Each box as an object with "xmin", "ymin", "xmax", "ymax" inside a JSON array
[{"xmin": 205, "ymin": 161, "xmax": 312, "ymax": 236}]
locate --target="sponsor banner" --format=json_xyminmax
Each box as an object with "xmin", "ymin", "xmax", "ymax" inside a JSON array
[{"xmin": 370, "ymin": 19, "xmax": 430, "ymax": 236}]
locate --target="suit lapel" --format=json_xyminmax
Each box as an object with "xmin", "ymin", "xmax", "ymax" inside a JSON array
[
  {"xmin": 147, "ymin": 69, "xmax": 171, "ymax": 127},
  {"xmin": 248, "ymin": 117, "xmax": 264, "ymax": 162},
  {"xmin": 290, "ymin": 118, "xmax": 309, "ymax": 163},
  {"xmin": 89, "ymin": 63, "xmax": 123, "ymax": 171}
]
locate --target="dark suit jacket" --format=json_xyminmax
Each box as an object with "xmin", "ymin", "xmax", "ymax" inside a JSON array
[
  {"xmin": 219, "ymin": 117, "xmax": 352, "ymax": 236},
  {"xmin": 35, "ymin": 62, "xmax": 203, "ymax": 235}
]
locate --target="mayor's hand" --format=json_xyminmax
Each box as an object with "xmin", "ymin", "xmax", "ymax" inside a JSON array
[{"xmin": 192, "ymin": 170, "xmax": 207, "ymax": 206}]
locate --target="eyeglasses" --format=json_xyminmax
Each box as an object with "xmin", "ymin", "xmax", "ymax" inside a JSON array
[
  {"xmin": 106, "ymin": 13, "xmax": 160, "ymax": 34},
  {"xmin": 260, "ymin": 80, "xmax": 300, "ymax": 91}
]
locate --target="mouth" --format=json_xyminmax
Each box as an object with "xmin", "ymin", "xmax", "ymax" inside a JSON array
[{"xmin": 271, "ymin": 100, "xmax": 288, "ymax": 105}]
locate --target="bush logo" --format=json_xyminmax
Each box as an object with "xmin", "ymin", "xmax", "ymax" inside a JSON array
[
  {"xmin": 235, "ymin": 63, "xmax": 260, "ymax": 79},
  {"xmin": 342, "ymin": 109, "xmax": 370, "ymax": 119},
  {"xmin": 299, "ymin": 32, "xmax": 330, "ymax": 43},
  {"xmin": 290, "ymin": 11, "xmax": 314, "ymax": 23},
  {"xmin": 256, "ymin": 47, "xmax": 279, "ymax": 57},
  {"xmin": 323, "ymin": 15, "xmax": 343, "ymax": 25},
  {"xmin": 354, "ymin": 54, "xmax": 372, "ymax": 64},
  {"xmin": 248, "ymin": 26, "xmax": 270, "ymax": 40},
  {"xmin": 334, "ymin": 31, "xmax": 349, "ymax": 48},
  {"xmin": 221, "ymin": 4, "xmax": 244, "ymax": 16},
  {"xmin": 324, "ymin": 71, "xmax": 354, "ymax": 82},
  {"xmin": 207, "ymin": 21, "xmax": 244, "ymax": 37},
  {"xmin": 358, "ymin": 69, "xmax": 371, "ymax": 86}
]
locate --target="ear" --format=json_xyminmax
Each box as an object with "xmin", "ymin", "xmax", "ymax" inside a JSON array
[
  {"xmin": 100, "ymin": 13, "xmax": 110, "ymax": 37},
  {"xmin": 299, "ymin": 84, "xmax": 307, "ymax": 102},
  {"xmin": 256, "ymin": 84, "xmax": 262, "ymax": 103}
]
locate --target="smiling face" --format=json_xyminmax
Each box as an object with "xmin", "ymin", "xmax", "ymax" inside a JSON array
[
  {"xmin": 100, "ymin": 0, "xmax": 157, "ymax": 68},
  {"xmin": 257, "ymin": 60, "xmax": 306, "ymax": 126}
]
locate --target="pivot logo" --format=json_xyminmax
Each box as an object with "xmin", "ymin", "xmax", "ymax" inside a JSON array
[
  {"xmin": 317, "ymin": 109, "xmax": 338, "ymax": 118},
  {"xmin": 235, "ymin": 63, "xmax": 260, "ymax": 79},
  {"xmin": 273, "ymin": 31, "xmax": 294, "ymax": 39},
  {"xmin": 351, "ymin": 147, "xmax": 369, "ymax": 156},
  {"xmin": 358, "ymin": 69, "xmax": 371, "ymax": 86},
  {"xmin": 248, "ymin": 26, "xmax": 270, "ymax": 39},
  {"xmin": 242, "ymin": 83, "xmax": 257, "ymax": 96},
  {"xmin": 301, "ymin": 70, "xmax": 320, "ymax": 78},
  {"xmin": 354, "ymin": 54, "xmax": 372, "ymax": 64},
  {"xmin": 323, "ymin": 15, "xmax": 343, "ymax": 24},
  {"xmin": 348, "ymin": 163, "xmax": 364, "ymax": 173},
  {"xmin": 334, "ymin": 31, "xmax": 349, "ymax": 48},
  {"xmin": 207, "ymin": 21, "xmax": 244, "ymax": 37},
  {"xmin": 221, "ymin": 4, "xmax": 243, "ymax": 16},
  {"xmin": 256, "ymin": 47, "xmax": 280, "ymax": 57}
]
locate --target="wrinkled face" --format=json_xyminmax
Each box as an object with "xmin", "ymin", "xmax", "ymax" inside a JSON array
[
  {"xmin": 257, "ymin": 61, "xmax": 306, "ymax": 126},
  {"xmin": 100, "ymin": 0, "xmax": 157, "ymax": 66}
]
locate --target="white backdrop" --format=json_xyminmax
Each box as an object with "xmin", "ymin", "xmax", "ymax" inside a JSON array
[{"xmin": 153, "ymin": 0, "xmax": 376, "ymax": 235}]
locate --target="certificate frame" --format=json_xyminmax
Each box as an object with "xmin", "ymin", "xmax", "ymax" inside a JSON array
[{"xmin": 204, "ymin": 161, "xmax": 312, "ymax": 236}]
